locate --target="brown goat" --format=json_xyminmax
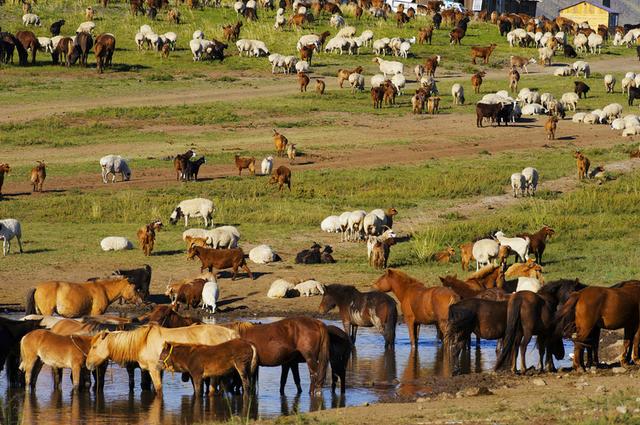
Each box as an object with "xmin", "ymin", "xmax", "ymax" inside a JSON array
[
  {"xmin": 30, "ymin": 160, "xmax": 46, "ymax": 192},
  {"xmin": 516, "ymin": 226, "xmax": 555, "ymax": 265},
  {"xmin": 508, "ymin": 67, "xmax": 520, "ymax": 93},
  {"xmin": 383, "ymin": 81, "xmax": 397, "ymax": 106},
  {"xmin": 370, "ymin": 238, "xmax": 396, "ymax": 269},
  {"xmin": 471, "ymin": 71, "xmax": 486, "ymax": 94},
  {"xmin": 315, "ymin": 79, "xmax": 325, "ymax": 95},
  {"xmin": 459, "ymin": 242, "xmax": 475, "ymax": 271},
  {"xmin": 510, "ymin": 55, "xmax": 535, "ymax": 74},
  {"xmin": 273, "ymin": 129, "xmax": 288, "ymax": 157},
  {"xmin": 449, "ymin": 27, "xmax": 465, "ymax": 45},
  {"xmin": 573, "ymin": 151, "xmax": 590, "ymax": 180},
  {"xmin": 172, "ymin": 277, "xmax": 207, "ymax": 309},
  {"xmin": 222, "ymin": 21, "xmax": 242, "ymax": 42},
  {"xmin": 396, "ymin": 11, "xmax": 409, "ymax": 28},
  {"xmin": 85, "ymin": 6, "xmax": 94, "ymax": 20},
  {"xmin": 167, "ymin": 8, "xmax": 180, "ymax": 24},
  {"xmin": 423, "ymin": 55, "xmax": 440, "ymax": 77},
  {"xmin": 471, "ymin": 43, "xmax": 497, "ymax": 64},
  {"xmin": 235, "ymin": 155, "xmax": 256, "ymax": 176},
  {"xmin": 269, "ymin": 165, "xmax": 291, "ymax": 191},
  {"xmin": 161, "ymin": 43, "xmax": 170, "ymax": 58},
  {"xmin": 337, "ymin": 66, "xmax": 363, "ymax": 88},
  {"xmin": 289, "ymin": 13, "xmax": 309, "ymax": 29},
  {"xmin": 432, "ymin": 247, "xmax": 455, "ymax": 263},
  {"xmin": 300, "ymin": 44, "xmax": 315, "ymax": 64},
  {"xmin": 185, "ymin": 235, "xmax": 210, "ymax": 250},
  {"xmin": 187, "ymin": 245, "xmax": 253, "ymax": 280},
  {"xmin": 545, "ymin": 115, "xmax": 558, "ymax": 140},
  {"xmin": 371, "ymin": 86, "xmax": 384, "ymax": 108},
  {"xmin": 427, "ymin": 96, "xmax": 440, "ymax": 114},
  {"xmin": 0, "ymin": 163, "xmax": 11, "ymax": 197},
  {"xmin": 417, "ymin": 26, "xmax": 433, "ymax": 45},
  {"xmin": 297, "ymin": 72, "xmax": 310, "ymax": 92},
  {"xmin": 355, "ymin": 5, "xmax": 363, "ymax": 19},
  {"xmin": 136, "ymin": 219, "xmax": 163, "ymax": 256}
]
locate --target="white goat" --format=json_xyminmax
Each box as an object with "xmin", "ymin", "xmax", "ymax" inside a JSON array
[
  {"xmin": 472, "ymin": 239, "xmax": 500, "ymax": 270},
  {"xmin": 510, "ymin": 172, "xmax": 525, "ymax": 197},
  {"xmin": 261, "ymin": 156, "xmax": 273, "ymax": 175},
  {"xmin": 100, "ymin": 155, "xmax": 131, "ymax": 183},
  {"xmin": 494, "ymin": 231, "xmax": 529, "ymax": 262}
]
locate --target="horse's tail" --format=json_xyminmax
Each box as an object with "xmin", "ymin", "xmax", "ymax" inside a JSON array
[
  {"xmin": 249, "ymin": 343, "xmax": 259, "ymax": 377},
  {"xmin": 494, "ymin": 295, "xmax": 523, "ymax": 371},
  {"xmin": 444, "ymin": 303, "xmax": 475, "ymax": 361},
  {"xmin": 25, "ymin": 287, "xmax": 37, "ymax": 315},
  {"xmin": 384, "ymin": 301, "xmax": 398, "ymax": 348},
  {"xmin": 555, "ymin": 291, "xmax": 580, "ymax": 339}
]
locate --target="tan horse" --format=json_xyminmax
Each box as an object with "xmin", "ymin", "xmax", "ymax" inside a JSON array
[
  {"xmin": 373, "ymin": 269, "xmax": 460, "ymax": 347},
  {"xmin": 85, "ymin": 324, "xmax": 239, "ymax": 395},
  {"xmin": 20, "ymin": 329, "xmax": 102, "ymax": 392},
  {"xmin": 26, "ymin": 277, "xmax": 142, "ymax": 318}
]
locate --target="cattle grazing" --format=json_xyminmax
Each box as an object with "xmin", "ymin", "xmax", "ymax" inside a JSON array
[
  {"xmin": 269, "ymin": 165, "xmax": 292, "ymax": 191},
  {"xmin": 574, "ymin": 81, "xmax": 590, "ymax": 99},
  {"xmin": 187, "ymin": 245, "xmax": 253, "ymax": 280},
  {"xmin": 471, "ymin": 43, "xmax": 496, "ymax": 64},
  {"xmin": 476, "ymin": 102, "xmax": 502, "ymax": 127},
  {"xmin": 94, "ymin": 33, "xmax": 116, "ymax": 73},
  {"xmin": 235, "ymin": 155, "xmax": 256, "ymax": 176},
  {"xmin": 30, "ymin": 160, "xmax": 46, "ymax": 192},
  {"xmin": 545, "ymin": 115, "xmax": 558, "ymax": 140}
]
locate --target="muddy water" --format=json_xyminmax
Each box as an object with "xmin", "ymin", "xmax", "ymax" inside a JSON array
[{"xmin": 0, "ymin": 316, "xmax": 572, "ymax": 424}]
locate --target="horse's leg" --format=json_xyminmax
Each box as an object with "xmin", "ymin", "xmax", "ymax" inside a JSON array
[
  {"xmin": 126, "ymin": 363, "xmax": 136, "ymax": 392},
  {"xmin": 71, "ymin": 364, "xmax": 82, "ymax": 391},
  {"xmin": 141, "ymin": 369, "xmax": 152, "ymax": 391},
  {"xmin": 351, "ymin": 325, "xmax": 358, "ymax": 344},
  {"xmin": 149, "ymin": 368, "xmax": 163, "ymax": 395},
  {"xmin": 192, "ymin": 376, "xmax": 203, "ymax": 396},
  {"xmin": 291, "ymin": 363, "xmax": 302, "ymax": 394},
  {"xmin": 519, "ymin": 332, "xmax": 532, "ymax": 373},
  {"xmin": 536, "ymin": 336, "xmax": 545, "ymax": 371},
  {"xmin": 29, "ymin": 359, "xmax": 43, "ymax": 391},
  {"xmin": 52, "ymin": 367, "xmax": 62, "ymax": 390},
  {"xmin": 279, "ymin": 363, "xmax": 290, "ymax": 395},
  {"xmin": 621, "ymin": 326, "xmax": 634, "ymax": 366}
]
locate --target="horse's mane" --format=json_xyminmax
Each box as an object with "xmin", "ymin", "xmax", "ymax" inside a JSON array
[
  {"xmin": 440, "ymin": 275, "xmax": 481, "ymax": 298},
  {"xmin": 221, "ymin": 321, "xmax": 254, "ymax": 335},
  {"xmin": 105, "ymin": 326, "xmax": 153, "ymax": 363},
  {"xmin": 325, "ymin": 284, "xmax": 360, "ymax": 298},
  {"xmin": 466, "ymin": 265, "xmax": 498, "ymax": 280},
  {"xmin": 385, "ymin": 269, "xmax": 425, "ymax": 288},
  {"xmin": 82, "ymin": 317, "xmax": 138, "ymax": 332}
]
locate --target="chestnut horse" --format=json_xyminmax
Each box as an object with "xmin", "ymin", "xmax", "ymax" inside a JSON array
[
  {"xmin": 464, "ymin": 265, "xmax": 505, "ymax": 289},
  {"xmin": 439, "ymin": 275, "xmax": 482, "ymax": 299},
  {"xmin": 136, "ymin": 304, "xmax": 202, "ymax": 327},
  {"xmin": 85, "ymin": 324, "xmax": 238, "ymax": 394},
  {"xmin": 556, "ymin": 281, "xmax": 640, "ymax": 370},
  {"xmin": 373, "ymin": 269, "xmax": 460, "ymax": 346},
  {"xmin": 318, "ymin": 283, "xmax": 398, "ymax": 349},
  {"xmin": 230, "ymin": 317, "xmax": 330, "ymax": 395},
  {"xmin": 26, "ymin": 277, "xmax": 142, "ymax": 318}
]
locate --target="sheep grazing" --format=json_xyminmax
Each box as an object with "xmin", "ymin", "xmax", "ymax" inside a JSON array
[
  {"xmin": 538, "ymin": 46, "xmax": 553, "ymax": 66},
  {"xmin": 235, "ymin": 155, "xmax": 256, "ymax": 176},
  {"xmin": 294, "ymin": 280, "xmax": 325, "ymax": 297},
  {"xmin": 321, "ymin": 215, "xmax": 342, "ymax": 233},
  {"xmin": 315, "ymin": 79, "xmax": 325, "ymax": 95},
  {"xmin": 201, "ymin": 274, "xmax": 219, "ymax": 313},
  {"xmin": 337, "ymin": 66, "xmax": 363, "ymax": 88},
  {"xmin": 451, "ymin": 83, "xmax": 465, "ymax": 105},
  {"xmin": 574, "ymin": 151, "xmax": 590, "ymax": 180},
  {"xmin": 348, "ymin": 73, "xmax": 364, "ymax": 93},
  {"xmin": 22, "ymin": 13, "xmax": 41, "ymax": 26},
  {"xmin": 261, "ymin": 156, "xmax": 273, "ymax": 175},
  {"xmin": 268, "ymin": 279, "xmax": 296, "ymax": 298},
  {"xmin": 100, "ymin": 236, "xmax": 132, "ymax": 252},
  {"xmin": 372, "ymin": 57, "xmax": 403, "ymax": 77},
  {"xmin": 572, "ymin": 60, "xmax": 590, "ymax": 78},
  {"xmin": 521, "ymin": 167, "xmax": 539, "ymax": 196},
  {"xmin": 472, "ymin": 238, "xmax": 499, "ymax": 270},
  {"xmin": 136, "ymin": 219, "xmax": 162, "ymax": 256},
  {"xmin": 100, "ymin": 155, "xmax": 131, "ymax": 183},
  {"xmin": 269, "ymin": 166, "xmax": 291, "ymax": 191},
  {"xmin": 273, "ymin": 129, "xmax": 288, "ymax": 157},
  {"xmin": 545, "ymin": 115, "xmax": 558, "ymax": 140},
  {"xmin": 561, "ymin": 92, "xmax": 579, "ymax": 111},
  {"xmin": 363, "ymin": 207, "xmax": 397, "ymax": 236},
  {"xmin": 554, "ymin": 66, "xmax": 573, "ymax": 77},
  {"xmin": 0, "ymin": 219, "xmax": 23, "ymax": 256},
  {"xmin": 295, "ymin": 60, "xmax": 309, "ymax": 74},
  {"xmin": 510, "ymin": 172, "xmax": 526, "ymax": 197},
  {"xmin": 249, "ymin": 244, "xmax": 280, "ymax": 264},
  {"xmin": 432, "ymin": 247, "xmax": 455, "ymax": 263},
  {"xmin": 604, "ymin": 74, "xmax": 616, "ymax": 93},
  {"xmin": 170, "ymin": 198, "xmax": 215, "ymax": 227},
  {"xmin": 29, "ymin": 160, "xmax": 46, "ymax": 193}
]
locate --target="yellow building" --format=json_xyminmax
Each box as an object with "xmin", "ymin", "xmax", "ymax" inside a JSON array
[{"xmin": 559, "ymin": 1, "xmax": 618, "ymax": 28}]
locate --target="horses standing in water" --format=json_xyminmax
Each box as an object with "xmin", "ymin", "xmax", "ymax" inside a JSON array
[
  {"xmin": 373, "ymin": 269, "xmax": 459, "ymax": 347},
  {"xmin": 0, "ymin": 316, "xmax": 42, "ymax": 387},
  {"xmin": 318, "ymin": 284, "xmax": 397, "ymax": 349},
  {"xmin": 26, "ymin": 277, "xmax": 142, "ymax": 317}
]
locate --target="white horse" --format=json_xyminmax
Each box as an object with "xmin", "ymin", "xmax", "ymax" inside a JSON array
[{"xmin": 100, "ymin": 155, "xmax": 131, "ymax": 183}]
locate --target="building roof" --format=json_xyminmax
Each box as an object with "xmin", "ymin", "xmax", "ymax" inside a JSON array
[{"xmin": 558, "ymin": 1, "xmax": 618, "ymax": 14}]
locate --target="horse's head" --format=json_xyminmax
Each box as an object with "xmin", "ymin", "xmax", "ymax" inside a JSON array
[
  {"xmin": 505, "ymin": 259, "xmax": 542, "ymax": 279},
  {"xmin": 122, "ymin": 282, "xmax": 143, "ymax": 306},
  {"xmin": 86, "ymin": 331, "xmax": 109, "ymax": 370},
  {"xmin": 372, "ymin": 269, "xmax": 393, "ymax": 292},
  {"xmin": 186, "ymin": 245, "xmax": 199, "ymax": 260},
  {"xmin": 318, "ymin": 290, "xmax": 336, "ymax": 314}
]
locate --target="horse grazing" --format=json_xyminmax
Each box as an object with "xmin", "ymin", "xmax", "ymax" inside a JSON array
[
  {"xmin": 231, "ymin": 317, "xmax": 330, "ymax": 395},
  {"xmin": 373, "ymin": 269, "xmax": 460, "ymax": 346},
  {"xmin": 0, "ymin": 316, "xmax": 42, "ymax": 387},
  {"xmin": 112, "ymin": 264, "xmax": 152, "ymax": 299},
  {"xmin": 26, "ymin": 277, "xmax": 142, "ymax": 318},
  {"xmin": 556, "ymin": 282, "xmax": 640, "ymax": 370},
  {"xmin": 445, "ymin": 298, "xmax": 507, "ymax": 371},
  {"xmin": 318, "ymin": 283, "xmax": 397, "ymax": 348},
  {"xmin": 280, "ymin": 325, "xmax": 352, "ymax": 394},
  {"xmin": 85, "ymin": 324, "xmax": 239, "ymax": 394},
  {"xmin": 158, "ymin": 340, "xmax": 258, "ymax": 396},
  {"xmin": 20, "ymin": 330, "xmax": 104, "ymax": 392},
  {"xmin": 136, "ymin": 304, "xmax": 202, "ymax": 327}
]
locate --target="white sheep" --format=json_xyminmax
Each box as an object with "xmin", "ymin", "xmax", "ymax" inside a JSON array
[
  {"xmin": 249, "ymin": 244, "xmax": 279, "ymax": 264},
  {"xmin": 268, "ymin": 53, "xmax": 286, "ymax": 74},
  {"xmin": 294, "ymin": 280, "xmax": 325, "ymax": 296},
  {"xmin": 391, "ymin": 74, "xmax": 406, "ymax": 95},
  {"xmin": 624, "ymin": 114, "xmax": 640, "ymax": 127},
  {"xmin": 574, "ymin": 33, "xmax": 588, "ymax": 53},
  {"xmin": 358, "ymin": 30, "xmax": 373, "ymax": 47},
  {"xmin": 135, "ymin": 32, "xmax": 145, "ymax": 50},
  {"xmin": 338, "ymin": 211, "xmax": 351, "ymax": 241},
  {"xmin": 99, "ymin": 155, "xmax": 131, "ymax": 183},
  {"xmin": 274, "ymin": 8, "xmax": 286, "ymax": 29},
  {"xmin": 572, "ymin": 112, "xmax": 587, "ymax": 123},
  {"xmin": 22, "ymin": 13, "xmax": 41, "ymax": 26},
  {"xmin": 554, "ymin": 66, "xmax": 573, "ymax": 77},
  {"xmin": 37, "ymin": 37, "xmax": 54, "ymax": 53},
  {"xmin": 510, "ymin": 172, "xmax": 525, "ymax": 197},
  {"xmin": 77, "ymin": 21, "xmax": 96, "ymax": 33},
  {"xmin": 398, "ymin": 40, "xmax": 413, "ymax": 58},
  {"xmin": 261, "ymin": 156, "xmax": 273, "ymax": 175},
  {"xmin": 370, "ymin": 74, "xmax": 385, "ymax": 88},
  {"xmin": 373, "ymin": 57, "xmax": 403, "ymax": 77},
  {"xmin": 572, "ymin": 60, "xmax": 590, "ymax": 78},
  {"xmin": 324, "ymin": 36, "xmax": 350, "ymax": 54},
  {"xmin": 296, "ymin": 34, "xmax": 322, "ymax": 51},
  {"xmin": 236, "ymin": 39, "xmax": 252, "ymax": 56},
  {"xmin": 372, "ymin": 38, "xmax": 389, "ymax": 56},
  {"xmin": 163, "ymin": 32, "xmax": 177, "ymax": 50},
  {"xmin": 336, "ymin": 26, "xmax": 356, "ymax": 38},
  {"xmin": 347, "ymin": 210, "xmax": 367, "ymax": 241},
  {"xmin": 208, "ymin": 225, "xmax": 240, "ymax": 248},
  {"xmin": 623, "ymin": 126, "xmax": 640, "ymax": 137},
  {"xmin": 282, "ymin": 56, "xmax": 297, "ymax": 73},
  {"xmin": 603, "ymin": 74, "xmax": 616, "ymax": 93},
  {"xmin": 169, "ymin": 198, "xmax": 215, "ymax": 227},
  {"xmin": 602, "ymin": 103, "xmax": 623, "ymax": 122},
  {"xmin": 561, "ymin": 92, "xmax": 579, "ymax": 111},
  {"xmin": 100, "ymin": 236, "xmax": 133, "ymax": 252},
  {"xmin": 190, "ymin": 39, "xmax": 212, "ymax": 61},
  {"xmin": 248, "ymin": 40, "xmax": 269, "ymax": 57},
  {"xmin": 321, "ymin": 216, "xmax": 342, "ymax": 233},
  {"xmin": 267, "ymin": 279, "xmax": 296, "ymax": 298},
  {"xmin": 193, "ymin": 30, "xmax": 205, "ymax": 40},
  {"xmin": 521, "ymin": 103, "xmax": 546, "ymax": 115},
  {"xmin": 622, "ymin": 77, "xmax": 635, "ymax": 94},
  {"xmin": 295, "ymin": 60, "xmax": 309, "ymax": 73},
  {"xmin": 611, "ymin": 118, "xmax": 626, "ymax": 130},
  {"xmin": 494, "ymin": 231, "xmax": 529, "ymax": 261},
  {"xmin": 522, "ymin": 167, "xmax": 538, "ymax": 196},
  {"xmin": 234, "ymin": 0, "xmax": 245, "ymax": 14},
  {"xmin": 0, "ymin": 219, "xmax": 23, "ymax": 256},
  {"xmin": 472, "ymin": 239, "xmax": 500, "ymax": 270},
  {"xmin": 583, "ymin": 113, "xmax": 599, "ymax": 124},
  {"xmin": 182, "ymin": 228, "xmax": 210, "ymax": 241},
  {"xmin": 330, "ymin": 14, "xmax": 345, "ymax": 28},
  {"xmin": 348, "ymin": 73, "xmax": 365, "ymax": 93},
  {"xmin": 201, "ymin": 275, "xmax": 219, "ymax": 313},
  {"xmin": 587, "ymin": 33, "xmax": 603, "ymax": 54},
  {"xmin": 537, "ymin": 46, "xmax": 554, "ymax": 66},
  {"xmin": 451, "ymin": 84, "xmax": 465, "ymax": 105},
  {"xmin": 540, "ymin": 93, "xmax": 555, "ymax": 108}
]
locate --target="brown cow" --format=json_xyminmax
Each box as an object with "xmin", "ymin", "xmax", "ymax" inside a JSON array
[{"xmin": 187, "ymin": 245, "xmax": 253, "ymax": 280}]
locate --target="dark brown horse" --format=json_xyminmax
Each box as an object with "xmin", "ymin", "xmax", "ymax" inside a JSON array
[
  {"xmin": 280, "ymin": 325, "xmax": 352, "ymax": 394},
  {"xmin": 318, "ymin": 284, "xmax": 397, "ymax": 349},
  {"xmin": 556, "ymin": 281, "xmax": 640, "ymax": 370},
  {"xmin": 232, "ymin": 317, "xmax": 330, "ymax": 395},
  {"xmin": 373, "ymin": 269, "xmax": 459, "ymax": 346},
  {"xmin": 0, "ymin": 317, "xmax": 42, "ymax": 387},
  {"xmin": 135, "ymin": 304, "xmax": 201, "ymax": 327}
]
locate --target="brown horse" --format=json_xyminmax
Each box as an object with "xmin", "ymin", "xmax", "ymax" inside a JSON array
[
  {"xmin": 136, "ymin": 304, "xmax": 202, "ymax": 327},
  {"xmin": 26, "ymin": 277, "xmax": 142, "ymax": 318},
  {"xmin": 85, "ymin": 324, "xmax": 238, "ymax": 394},
  {"xmin": 439, "ymin": 275, "xmax": 482, "ymax": 299},
  {"xmin": 230, "ymin": 317, "xmax": 330, "ymax": 395},
  {"xmin": 158, "ymin": 340, "xmax": 258, "ymax": 397},
  {"xmin": 465, "ymin": 265, "xmax": 505, "ymax": 289},
  {"xmin": 373, "ymin": 269, "xmax": 460, "ymax": 346},
  {"xmin": 556, "ymin": 282, "xmax": 640, "ymax": 370},
  {"xmin": 0, "ymin": 316, "xmax": 42, "ymax": 387},
  {"xmin": 20, "ymin": 329, "xmax": 104, "ymax": 392},
  {"xmin": 318, "ymin": 284, "xmax": 397, "ymax": 349}
]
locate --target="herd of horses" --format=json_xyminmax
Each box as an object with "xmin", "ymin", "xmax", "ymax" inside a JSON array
[{"xmin": 1, "ymin": 264, "xmax": 640, "ymax": 406}]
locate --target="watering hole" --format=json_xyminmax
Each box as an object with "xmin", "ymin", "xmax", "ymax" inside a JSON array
[{"xmin": 0, "ymin": 316, "xmax": 572, "ymax": 424}]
